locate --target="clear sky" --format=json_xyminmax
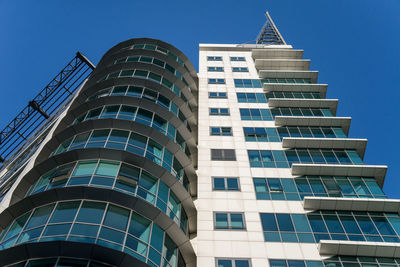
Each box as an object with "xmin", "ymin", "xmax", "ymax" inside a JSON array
[{"xmin": 0, "ymin": 0, "xmax": 399, "ymax": 197}]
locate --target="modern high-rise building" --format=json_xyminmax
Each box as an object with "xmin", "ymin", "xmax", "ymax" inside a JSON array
[{"xmin": 0, "ymin": 11, "xmax": 398, "ymax": 267}]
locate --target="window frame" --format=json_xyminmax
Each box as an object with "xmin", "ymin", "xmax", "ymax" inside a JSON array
[
  {"xmin": 209, "ymin": 108, "xmax": 230, "ymax": 116},
  {"xmin": 208, "ymin": 66, "xmax": 224, "ymax": 72},
  {"xmin": 213, "ymin": 212, "xmax": 246, "ymax": 230},
  {"xmin": 209, "ymin": 92, "xmax": 228, "ymax": 99},
  {"xmin": 212, "ymin": 177, "xmax": 240, "ymax": 191},
  {"xmin": 215, "ymin": 258, "xmax": 252, "ymax": 267},
  {"xmin": 230, "ymin": 56, "xmax": 246, "ymax": 62},
  {"xmin": 210, "ymin": 127, "xmax": 233, "ymax": 136},
  {"xmin": 207, "ymin": 56, "xmax": 223, "ymax": 61}
]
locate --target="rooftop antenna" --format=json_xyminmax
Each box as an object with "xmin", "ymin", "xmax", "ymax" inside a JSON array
[{"xmin": 255, "ymin": 11, "xmax": 286, "ymax": 45}]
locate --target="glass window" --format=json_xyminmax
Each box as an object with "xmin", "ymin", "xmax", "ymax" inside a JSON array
[
  {"xmin": 25, "ymin": 204, "xmax": 55, "ymax": 229},
  {"xmin": 103, "ymin": 204, "xmax": 130, "ymax": 231},
  {"xmin": 49, "ymin": 201, "xmax": 80, "ymax": 223},
  {"xmin": 72, "ymin": 160, "xmax": 97, "ymax": 177},
  {"xmin": 213, "ymin": 177, "xmax": 240, "ymax": 191},
  {"xmin": 76, "ymin": 201, "xmax": 106, "ymax": 224},
  {"xmin": 95, "ymin": 161, "xmax": 119, "ymax": 177},
  {"xmin": 215, "ymin": 212, "xmax": 245, "ymax": 230}
]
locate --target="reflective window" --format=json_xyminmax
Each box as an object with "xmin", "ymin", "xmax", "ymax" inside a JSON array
[
  {"xmin": 0, "ymin": 200, "xmax": 185, "ymax": 267},
  {"xmin": 234, "ymin": 78, "xmax": 312, "ymax": 88},
  {"xmin": 207, "ymin": 56, "xmax": 223, "ymax": 61},
  {"xmin": 260, "ymin": 211, "xmax": 400, "ymax": 243},
  {"xmin": 232, "ymin": 67, "xmax": 248, "ymax": 72},
  {"xmin": 26, "ymin": 160, "xmax": 189, "ymax": 231},
  {"xmin": 237, "ymin": 93, "xmax": 267, "ymax": 103},
  {"xmin": 243, "ymin": 126, "xmax": 346, "ymax": 142},
  {"xmin": 73, "ymin": 105, "xmax": 189, "ymax": 151},
  {"xmin": 214, "ymin": 212, "xmax": 245, "ymax": 230},
  {"xmin": 213, "ymin": 177, "xmax": 240, "ymax": 191},
  {"xmin": 270, "ymin": 257, "xmax": 400, "ymax": 267},
  {"xmin": 253, "ymin": 176, "xmax": 385, "ymax": 200},
  {"xmin": 209, "ymin": 108, "xmax": 230, "ymax": 116},
  {"xmin": 248, "ymin": 149, "xmax": 363, "ymax": 168},
  {"xmin": 240, "ymin": 108, "xmax": 333, "ymax": 121},
  {"xmin": 209, "ymin": 92, "xmax": 227, "ymax": 99},
  {"xmin": 217, "ymin": 258, "xmax": 251, "ymax": 267},
  {"xmin": 115, "ymin": 55, "xmax": 186, "ymax": 85},
  {"xmin": 208, "ymin": 78, "xmax": 226, "ymax": 84},
  {"xmin": 210, "ymin": 127, "xmax": 233, "ymax": 136},
  {"xmin": 208, "ymin": 66, "xmax": 224, "ymax": 72},
  {"xmin": 102, "ymin": 69, "xmax": 184, "ymax": 101},
  {"xmin": 87, "ymin": 85, "xmax": 191, "ymax": 117},
  {"xmin": 230, "ymin": 57, "xmax": 246, "ymax": 62}
]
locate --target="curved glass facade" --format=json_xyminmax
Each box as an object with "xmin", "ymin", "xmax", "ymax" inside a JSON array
[
  {"xmin": 0, "ymin": 200, "xmax": 185, "ymax": 267},
  {"xmin": 26, "ymin": 159, "xmax": 189, "ymax": 231},
  {"xmin": 4, "ymin": 257, "xmax": 115, "ymax": 267},
  {"xmin": 52, "ymin": 128, "xmax": 190, "ymax": 181},
  {"xmin": 86, "ymin": 84, "xmax": 193, "ymax": 114},
  {"xmin": 119, "ymin": 43, "xmax": 192, "ymax": 74},
  {"xmin": 73, "ymin": 104, "xmax": 192, "ymax": 145},
  {"xmin": 99, "ymin": 68, "xmax": 186, "ymax": 101},
  {"xmin": 0, "ymin": 38, "xmax": 197, "ymax": 266},
  {"xmin": 115, "ymin": 55, "xmax": 187, "ymax": 85}
]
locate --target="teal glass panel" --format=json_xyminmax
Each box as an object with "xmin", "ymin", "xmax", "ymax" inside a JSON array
[
  {"xmin": 129, "ymin": 212, "xmax": 151, "ymax": 242},
  {"xmin": 49, "ymin": 201, "xmax": 80, "ymax": 223},
  {"xmin": 70, "ymin": 223, "xmax": 99, "ymax": 237},
  {"xmin": 25, "ymin": 204, "xmax": 54, "ymax": 230},
  {"xmin": 95, "ymin": 161, "xmax": 119, "ymax": 177},
  {"xmin": 103, "ymin": 204, "xmax": 130, "ymax": 231},
  {"xmin": 72, "ymin": 160, "xmax": 97, "ymax": 177},
  {"xmin": 76, "ymin": 201, "xmax": 106, "ymax": 224}
]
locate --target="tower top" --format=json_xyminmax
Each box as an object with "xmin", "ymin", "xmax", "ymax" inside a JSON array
[{"xmin": 256, "ymin": 11, "xmax": 286, "ymax": 45}]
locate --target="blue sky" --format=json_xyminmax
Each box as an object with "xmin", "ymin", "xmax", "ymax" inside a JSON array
[{"xmin": 0, "ymin": 1, "xmax": 399, "ymax": 197}]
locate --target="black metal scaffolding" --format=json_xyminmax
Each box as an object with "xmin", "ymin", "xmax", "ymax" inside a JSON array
[{"xmin": 0, "ymin": 52, "xmax": 95, "ymax": 164}]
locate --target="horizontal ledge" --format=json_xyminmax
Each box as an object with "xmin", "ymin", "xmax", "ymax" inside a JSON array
[
  {"xmin": 275, "ymin": 116, "xmax": 352, "ymax": 135},
  {"xmin": 304, "ymin": 196, "xmax": 400, "ymax": 213},
  {"xmin": 269, "ymin": 98, "xmax": 338, "ymax": 115},
  {"xmin": 255, "ymin": 59, "xmax": 310, "ymax": 71},
  {"xmin": 282, "ymin": 137, "xmax": 367, "ymax": 158},
  {"xmin": 252, "ymin": 49, "xmax": 304, "ymax": 59},
  {"xmin": 291, "ymin": 163, "xmax": 387, "ymax": 188},
  {"xmin": 264, "ymin": 83, "xmax": 328, "ymax": 98},
  {"xmin": 259, "ymin": 70, "xmax": 319, "ymax": 83},
  {"xmin": 319, "ymin": 240, "xmax": 400, "ymax": 257}
]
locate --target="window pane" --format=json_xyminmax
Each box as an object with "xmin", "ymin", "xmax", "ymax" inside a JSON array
[
  {"xmin": 103, "ymin": 204, "xmax": 130, "ymax": 231},
  {"xmin": 76, "ymin": 201, "xmax": 106, "ymax": 224},
  {"xmin": 25, "ymin": 204, "xmax": 54, "ymax": 229},
  {"xmin": 215, "ymin": 213, "xmax": 228, "ymax": 229},
  {"xmin": 49, "ymin": 201, "xmax": 80, "ymax": 223},
  {"xmin": 260, "ymin": 213, "xmax": 278, "ymax": 231},
  {"xmin": 72, "ymin": 160, "xmax": 97, "ymax": 177},
  {"xmin": 95, "ymin": 161, "xmax": 119, "ymax": 177},
  {"xmin": 230, "ymin": 214, "xmax": 244, "ymax": 229}
]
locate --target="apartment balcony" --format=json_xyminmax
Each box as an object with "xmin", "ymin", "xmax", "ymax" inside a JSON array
[
  {"xmin": 255, "ymin": 59, "xmax": 310, "ymax": 71},
  {"xmin": 268, "ymin": 98, "xmax": 338, "ymax": 115},
  {"xmin": 260, "ymin": 70, "xmax": 319, "ymax": 83},
  {"xmin": 264, "ymin": 83, "xmax": 328, "ymax": 98},
  {"xmin": 252, "ymin": 48, "xmax": 304, "ymax": 59},
  {"xmin": 275, "ymin": 116, "xmax": 352, "ymax": 135}
]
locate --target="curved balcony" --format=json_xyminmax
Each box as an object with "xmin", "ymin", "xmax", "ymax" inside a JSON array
[
  {"xmin": 25, "ymin": 159, "xmax": 192, "ymax": 233},
  {"xmin": 86, "ymin": 62, "xmax": 197, "ymax": 109},
  {"xmin": 0, "ymin": 188, "xmax": 196, "ymax": 267}
]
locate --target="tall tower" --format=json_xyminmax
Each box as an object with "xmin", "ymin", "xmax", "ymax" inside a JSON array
[
  {"xmin": 197, "ymin": 11, "xmax": 396, "ymax": 267},
  {"xmin": 0, "ymin": 38, "xmax": 198, "ymax": 267},
  {"xmin": 0, "ymin": 11, "xmax": 398, "ymax": 267}
]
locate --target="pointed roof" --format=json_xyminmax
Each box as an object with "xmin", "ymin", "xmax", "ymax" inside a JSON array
[{"xmin": 256, "ymin": 11, "xmax": 286, "ymax": 45}]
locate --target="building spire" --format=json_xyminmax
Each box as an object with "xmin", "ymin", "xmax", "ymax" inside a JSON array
[{"xmin": 256, "ymin": 11, "xmax": 286, "ymax": 45}]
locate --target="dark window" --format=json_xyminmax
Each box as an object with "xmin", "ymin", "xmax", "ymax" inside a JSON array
[
  {"xmin": 210, "ymin": 127, "xmax": 233, "ymax": 136},
  {"xmin": 213, "ymin": 177, "xmax": 240, "ymax": 191},
  {"xmin": 209, "ymin": 108, "xmax": 230, "ymax": 116},
  {"xmin": 207, "ymin": 56, "xmax": 223, "ymax": 61},
  {"xmin": 208, "ymin": 78, "xmax": 226, "ymax": 84},
  {"xmin": 209, "ymin": 92, "xmax": 227, "ymax": 99},
  {"xmin": 230, "ymin": 57, "xmax": 246, "ymax": 61},
  {"xmin": 216, "ymin": 258, "xmax": 251, "ymax": 267},
  {"xmin": 211, "ymin": 149, "xmax": 236, "ymax": 161}
]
